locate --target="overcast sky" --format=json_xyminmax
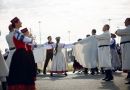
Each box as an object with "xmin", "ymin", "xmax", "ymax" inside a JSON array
[{"xmin": 0, "ymin": 0, "xmax": 130, "ymax": 53}]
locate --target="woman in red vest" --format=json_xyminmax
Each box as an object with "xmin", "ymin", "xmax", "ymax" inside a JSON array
[{"xmin": 7, "ymin": 17, "xmax": 36, "ymax": 90}]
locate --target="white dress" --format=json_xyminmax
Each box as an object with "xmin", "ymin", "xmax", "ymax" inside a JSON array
[{"xmin": 44, "ymin": 43, "xmax": 73, "ymax": 73}]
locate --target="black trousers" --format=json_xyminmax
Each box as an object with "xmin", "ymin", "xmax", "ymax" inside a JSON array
[
  {"xmin": 84, "ymin": 68, "xmax": 88, "ymax": 73},
  {"xmin": 43, "ymin": 53, "xmax": 53, "ymax": 73}
]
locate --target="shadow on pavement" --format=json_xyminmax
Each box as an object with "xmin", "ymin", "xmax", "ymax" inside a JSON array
[{"xmin": 98, "ymin": 81, "xmax": 120, "ymax": 90}]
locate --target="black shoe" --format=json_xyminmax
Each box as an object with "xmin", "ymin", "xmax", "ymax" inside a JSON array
[
  {"xmin": 51, "ymin": 73, "xmax": 53, "ymax": 76},
  {"xmin": 125, "ymin": 81, "xmax": 130, "ymax": 84},
  {"xmin": 43, "ymin": 72, "xmax": 46, "ymax": 75},
  {"xmin": 2, "ymin": 82, "xmax": 6, "ymax": 90},
  {"xmin": 105, "ymin": 76, "xmax": 113, "ymax": 81},
  {"xmin": 126, "ymin": 72, "xmax": 130, "ymax": 79},
  {"xmin": 73, "ymin": 69, "xmax": 75, "ymax": 73},
  {"xmin": 119, "ymin": 68, "xmax": 122, "ymax": 71},
  {"xmin": 95, "ymin": 67, "xmax": 99, "ymax": 74},
  {"xmin": 91, "ymin": 68, "xmax": 95, "ymax": 75},
  {"xmin": 101, "ymin": 68, "xmax": 104, "ymax": 74},
  {"xmin": 125, "ymin": 76, "xmax": 130, "ymax": 79},
  {"xmin": 84, "ymin": 68, "xmax": 88, "ymax": 75},
  {"xmin": 65, "ymin": 73, "xmax": 67, "ymax": 76},
  {"xmin": 102, "ymin": 70, "xmax": 108, "ymax": 80},
  {"xmin": 84, "ymin": 72, "xmax": 88, "ymax": 75},
  {"xmin": 105, "ymin": 70, "xmax": 114, "ymax": 81}
]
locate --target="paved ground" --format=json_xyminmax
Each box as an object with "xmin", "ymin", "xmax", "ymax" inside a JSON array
[{"xmin": 0, "ymin": 71, "xmax": 130, "ymax": 90}]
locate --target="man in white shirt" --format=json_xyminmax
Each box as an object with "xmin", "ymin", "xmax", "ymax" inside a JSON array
[
  {"xmin": 5, "ymin": 24, "xmax": 16, "ymax": 69},
  {"xmin": 94, "ymin": 24, "xmax": 113, "ymax": 81},
  {"xmin": 115, "ymin": 18, "xmax": 130, "ymax": 84},
  {"xmin": 73, "ymin": 29, "xmax": 98, "ymax": 75},
  {"xmin": 43, "ymin": 36, "xmax": 54, "ymax": 74}
]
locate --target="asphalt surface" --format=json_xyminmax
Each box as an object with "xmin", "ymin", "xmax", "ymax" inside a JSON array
[{"xmin": 0, "ymin": 71, "xmax": 130, "ymax": 90}]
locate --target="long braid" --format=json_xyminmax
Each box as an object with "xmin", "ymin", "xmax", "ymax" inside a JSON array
[{"xmin": 54, "ymin": 39, "xmax": 59, "ymax": 56}]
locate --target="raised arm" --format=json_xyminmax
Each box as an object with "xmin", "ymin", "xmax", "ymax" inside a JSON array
[
  {"xmin": 14, "ymin": 29, "xmax": 32, "ymax": 43},
  {"xmin": 62, "ymin": 43, "xmax": 73, "ymax": 48},
  {"xmin": 75, "ymin": 38, "xmax": 88, "ymax": 45},
  {"xmin": 95, "ymin": 32, "xmax": 110, "ymax": 40},
  {"xmin": 28, "ymin": 41, "xmax": 36, "ymax": 47},
  {"xmin": 43, "ymin": 43, "xmax": 55, "ymax": 49},
  {"xmin": 116, "ymin": 27, "xmax": 130, "ymax": 36}
]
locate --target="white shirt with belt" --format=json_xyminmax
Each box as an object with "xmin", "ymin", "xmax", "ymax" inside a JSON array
[
  {"xmin": 116, "ymin": 25, "xmax": 130, "ymax": 70},
  {"xmin": 95, "ymin": 30, "xmax": 111, "ymax": 68}
]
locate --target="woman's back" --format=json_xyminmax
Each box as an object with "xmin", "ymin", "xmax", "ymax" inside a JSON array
[{"xmin": 57, "ymin": 43, "xmax": 62, "ymax": 52}]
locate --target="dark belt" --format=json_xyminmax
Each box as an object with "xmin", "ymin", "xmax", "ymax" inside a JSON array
[
  {"xmin": 99, "ymin": 45, "xmax": 109, "ymax": 47},
  {"xmin": 120, "ymin": 41, "xmax": 130, "ymax": 45},
  {"xmin": 10, "ymin": 47, "xmax": 15, "ymax": 50}
]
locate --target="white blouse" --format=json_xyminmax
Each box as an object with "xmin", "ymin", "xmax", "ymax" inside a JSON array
[{"xmin": 43, "ymin": 43, "xmax": 73, "ymax": 49}]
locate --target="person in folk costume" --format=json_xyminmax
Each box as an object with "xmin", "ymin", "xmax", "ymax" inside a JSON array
[
  {"xmin": 73, "ymin": 38, "xmax": 84, "ymax": 73},
  {"xmin": 7, "ymin": 17, "xmax": 36, "ymax": 90},
  {"xmin": 115, "ymin": 18, "xmax": 130, "ymax": 84},
  {"xmin": 21, "ymin": 28, "xmax": 37, "ymax": 81},
  {"xmin": 43, "ymin": 37, "xmax": 74, "ymax": 76},
  {"xmin": 115, "ymin": 43, "xmax": 122, "ymax": 71},
  {"xmin": 0, "ymin": 31, "xmax": 9, "ymax": 90},
  {"xmin": 94, "ymin": 24, "xmax": 114, "ymax": 81},
  {"xmin": 3, "ymin": 48, "xmax": 9, "ymax": 61},
  {"xmin": 6, "ymin": 24, "xmax": 16, "ymax": 69},
  {"xmin": 84, "ymin": 34, "xmax": 90, "ymax": 74},
  {"xmin": 110, "ymin": 33, "xmax": 121, "ymax": 72},
  {"xmin": 74, "ymin": 29, "xmax": 99, "ymax": 75},
  {"xmin": 43, "ymin": 36, "xmax": 54, "ymax": 75}
]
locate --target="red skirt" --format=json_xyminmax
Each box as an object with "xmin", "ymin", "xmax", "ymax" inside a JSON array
[{"xmin": 73, "ymin": 60, "xmax": 83, "ymax": 69}]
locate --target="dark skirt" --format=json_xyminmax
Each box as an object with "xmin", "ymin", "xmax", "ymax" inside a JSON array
[
  {"xmin": 7, "ymin": 48, "xmax": 36, "ymax": 90},
  {"xmin": 73, "ymin": 59, "xmax": 83, "ymax": 69},
  {"xmin": 27, "ymin": 50, "xmax": 36, "ymax": 81}
]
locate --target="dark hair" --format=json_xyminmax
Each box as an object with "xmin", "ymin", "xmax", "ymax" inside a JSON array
[
  {"xmin": 12, "ymin": 19, "xmax": 19, "ymax": 28},
  {"xmin": 128, "ymin": 18, "xmax": 130, "ymax": 21},
  {"xmin": 111, "ymin": 33, "xmax": 116, "ymax": 38},
  {"xmin": 86, "ymin": 34, "xmax": 90, "ymax": 37},
  {"xmin": 105, "ymin": 24, "xmax": 110, "ymax": 30},
  {"xmin": 47, "ymin": 36, "xmax": 51, "ymax": 40},
  {"xmin": 92, "ymin": 29, "xmax": 96, "ymax": 34},
  {"xmin": 54, "ymin": 38, "xmax": 60, "ymax": 56},
  {"xmin": 8, "ymin": 24, "xmax": 13, "ymax": 31},
  {"xmin": 78, "ymin": 38, "xmax": 82, "ymax": 41}
]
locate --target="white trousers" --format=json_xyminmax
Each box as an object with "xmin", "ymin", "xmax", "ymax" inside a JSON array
[{"xmin": 105, "ymin": 67, "xmax": 111, "ymax": 70}]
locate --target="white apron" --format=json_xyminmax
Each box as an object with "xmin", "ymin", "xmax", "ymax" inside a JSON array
[
  {"xmin": 98, "ymin": 46, "xmax": 111, "ymax": 68},
  {"xmin": 121, "ymin": 43, "xmax": 130, "ymax": 70},
  {"xmin": 6, "ymin": 49, "xmax": 16, "ymax": 69}
]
